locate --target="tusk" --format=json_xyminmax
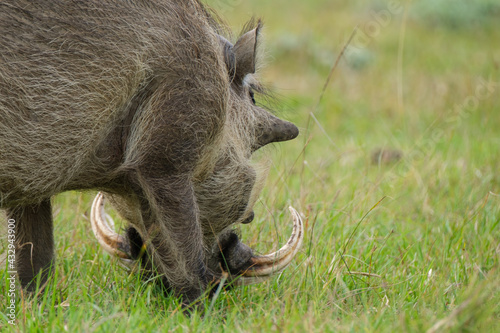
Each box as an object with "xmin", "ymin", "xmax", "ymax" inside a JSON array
[
  {"xmin": 235, "ymin": 206, "xmax": 304, "ymax": 285},
  {"xmin": 90, "ymin": 192, "xmax": 132, "ymax": 261}
]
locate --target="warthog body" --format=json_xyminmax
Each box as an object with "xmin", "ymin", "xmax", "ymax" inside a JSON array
[{"xmin": 0, "ymin": 0, "xmax": 299, "ymax": 305}]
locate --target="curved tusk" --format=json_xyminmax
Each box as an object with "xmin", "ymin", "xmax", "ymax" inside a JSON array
[
  {"xmin": 90, "ymin": 192, "xmax": 132, "ymax": 261},
  {"xmin": 235, "ymin": 206, "xmax": 304, "ymax": 285}
]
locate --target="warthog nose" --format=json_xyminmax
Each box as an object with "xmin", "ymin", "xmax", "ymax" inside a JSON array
[{"xmin": 241, "ymin": 211, "xmax": 255, "ymax": 224}]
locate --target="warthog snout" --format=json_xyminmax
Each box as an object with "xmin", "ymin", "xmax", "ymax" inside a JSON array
[{"xmin": 91, "ymin": 192, "xmax": 304, "ymax": 285}]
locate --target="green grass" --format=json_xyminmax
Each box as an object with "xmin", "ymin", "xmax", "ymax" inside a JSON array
[{"xmin": 1, "ymin": 0, "xmax": 499, "ymax": 331}]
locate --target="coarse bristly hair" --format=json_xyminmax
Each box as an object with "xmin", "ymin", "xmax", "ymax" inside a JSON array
[{"xmin": 0, "ymin": 0, "xmax": 299, "ymax": 305}]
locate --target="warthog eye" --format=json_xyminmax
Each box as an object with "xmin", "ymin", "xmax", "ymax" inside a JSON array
[{"xmin": 249, "ymin": 90, "xmax": 256, "ymax": 105}]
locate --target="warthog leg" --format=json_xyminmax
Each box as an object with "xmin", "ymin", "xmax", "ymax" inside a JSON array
[{"xmin": 8, "ymin": 199, "xmax": 54, "ymax": 291}]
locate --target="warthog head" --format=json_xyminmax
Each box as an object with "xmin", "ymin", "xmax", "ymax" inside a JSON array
[{"xmin": 89, "ymin": 22, "xmax": 303, "ymax": 290}]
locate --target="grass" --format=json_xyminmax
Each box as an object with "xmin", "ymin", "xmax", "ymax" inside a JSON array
[{"xmin": 1, "ymin": 0, "xmax": 499, "ymax": 331}]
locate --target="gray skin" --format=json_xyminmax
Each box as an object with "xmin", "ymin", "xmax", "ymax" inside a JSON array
[{"xmin": 0, "ymin": 0, "xmax": 298, "ymax": 305}]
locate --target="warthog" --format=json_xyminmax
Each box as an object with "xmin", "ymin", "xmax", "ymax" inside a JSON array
[{"xmin": 0, "ymin": 0, "xmax": 302, "ymax": 306}]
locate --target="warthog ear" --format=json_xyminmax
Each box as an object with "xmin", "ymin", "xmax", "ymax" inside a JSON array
[
  {"xmin": 233, "ymin": 21, "xmax": 262, "ymax": 82},
  {"xmin": 254, "ymin": 114, "xmax": 299, "ymax": 151},
  {"xmin": 219, "ymin": 35, "xmax": 236, "ymax": 78}
]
